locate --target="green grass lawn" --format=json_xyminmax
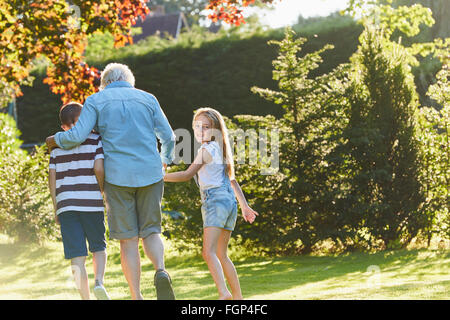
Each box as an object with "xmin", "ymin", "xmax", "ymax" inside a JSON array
[{"xmin": 0, "ymin": 234, "xmax": 449, "ymax": 300}]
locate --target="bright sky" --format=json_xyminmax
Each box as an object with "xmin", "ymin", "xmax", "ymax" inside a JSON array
[{"xmin": 251, "ymin": 0, "xmax": 350, "ymax": 28}]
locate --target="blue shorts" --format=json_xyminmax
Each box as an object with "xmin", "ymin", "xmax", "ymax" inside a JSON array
[
  {"xmin": 58, "ymin": 211, "xmax": 106, "ymax": 259},
  {"xmin": 200, "ymin": 185, "xmax": 238, "ymax": 231}
]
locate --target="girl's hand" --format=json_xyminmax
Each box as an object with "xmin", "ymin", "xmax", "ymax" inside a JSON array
[{"xmin": 242, "ymin": 206, "xmax": 258, "ymax": 224}]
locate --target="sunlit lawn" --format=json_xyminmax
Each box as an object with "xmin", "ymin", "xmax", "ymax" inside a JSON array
[{"xmin": 0, "ymin": 234, "xmax": 449, "ymax": 300}]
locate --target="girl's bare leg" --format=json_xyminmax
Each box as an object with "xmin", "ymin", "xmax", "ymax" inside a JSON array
[
  {"xmin": 216, "ymin": 229, "xmax": 243, "ymax": 300},
  {"xmin": 202, "ymin": 227, "xmax": 232, "ymax": 300}
]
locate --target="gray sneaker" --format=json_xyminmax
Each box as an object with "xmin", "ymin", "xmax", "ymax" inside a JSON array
[
  {"xmin": 93, "ymin": 280, "xmax": 111, "ymax": 300},
  {"xmin": 154, "ymin": 269, "xmax": 175, "ymax": 300}
]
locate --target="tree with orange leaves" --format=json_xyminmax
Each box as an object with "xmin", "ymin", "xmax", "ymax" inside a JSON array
[
  {"xmin": 0, "ymin": 0, "xmax": 278, "ymax": 106},
  {"xmin": 0, "ymin": 0, "xmax": 150, "ymax": 105},
  {"xmin": 206, "ymin": 0, "xmax": 277, "ymax": 25}
]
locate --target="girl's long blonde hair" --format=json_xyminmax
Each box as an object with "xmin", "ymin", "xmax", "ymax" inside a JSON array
[{"xmin": 193, "ymin": 107, "xmax": 235, "ymax": 180}]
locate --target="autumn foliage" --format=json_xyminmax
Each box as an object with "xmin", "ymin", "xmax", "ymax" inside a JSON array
[
  {"xmin": 206, "ymin": 0, "xmax": 277, "ymax": 25},
  {"xmin": 0, "ymin": 0, "xmax": 151, "ymax": 104},
  {"xmin": 0, "ymin": 0, "xmax": 275, "ymax": 106}
]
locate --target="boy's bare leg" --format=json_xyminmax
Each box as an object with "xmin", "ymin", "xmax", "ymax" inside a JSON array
[
  {"xmin": 216, "ymin": 230, "xmax": 243, "ymax": 300},
  {"xmin": 120, "ymin": 236, "xmax": 144, "ymax": 300},
  {"xmin": 71, "ymin": 256, "xmax": 90, "ymax": 300},
  {"xmin": 93, "ymin": 250, "xmax": 107, "ymax": 285},
  {"xmin": 92, "ymin": 250, "xmax": 111, "ymax": 300}
]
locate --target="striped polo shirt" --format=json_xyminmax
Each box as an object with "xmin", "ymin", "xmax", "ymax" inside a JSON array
[{"xmin": 49, "ymin": 132, "xmax": 104, "ymax": 215}]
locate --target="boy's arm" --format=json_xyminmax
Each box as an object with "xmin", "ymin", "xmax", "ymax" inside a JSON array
[
  {"xmin": 230, "ymin": 179, "xmax": 258, "ymax": 224},
  {"xmin": 93, "ymin": 137, "xmax": 105, "ymax": 193},
  {"xmin": 94, "ymin": 159, "xmax": 105, "ymax": 193},
  {"xmin": 48, "ymin": 168, "xmax": 59, "ymax": 224}
]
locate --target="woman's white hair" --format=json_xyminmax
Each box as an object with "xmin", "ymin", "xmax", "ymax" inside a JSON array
[{"xmin": 100, "ymin": 63, "xmax": 135, "ymax": 90}]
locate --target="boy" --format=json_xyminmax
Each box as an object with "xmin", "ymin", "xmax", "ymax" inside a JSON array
[{"xmin": 48, "ymin": 102, "xmax": 110, "ymax": 300}]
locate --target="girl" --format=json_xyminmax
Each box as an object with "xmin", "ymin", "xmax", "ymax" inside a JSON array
[{"xmin": 164, "ymin": 107, "xmax": 258, "ymax": 300}]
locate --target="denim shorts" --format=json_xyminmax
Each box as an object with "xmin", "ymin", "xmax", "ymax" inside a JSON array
[
  {"xmin": 58, "ymin": 211, "xmax": 106, "ymax": 260},
  {"xmin": 200, "ymin": 184, "xmax": 238, "ymax": 231}
]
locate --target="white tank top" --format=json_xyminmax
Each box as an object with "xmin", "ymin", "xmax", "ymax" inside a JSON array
[{"xmin": 197, "ymin": 141, "xmax": 225, "ymax": 190}]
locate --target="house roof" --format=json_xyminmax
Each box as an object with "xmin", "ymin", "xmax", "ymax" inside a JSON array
[{"xmin": 133, "ymin": 12, "xmax": 189, "ymax": 42}]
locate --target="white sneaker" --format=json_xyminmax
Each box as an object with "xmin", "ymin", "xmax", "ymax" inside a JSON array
[{"xmin": 93, "ymin": 280, "xmax": 111, "ymax": 300}]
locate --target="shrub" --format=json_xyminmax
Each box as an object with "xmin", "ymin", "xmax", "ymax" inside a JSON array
[
  {"xmin": 0, "ymin": 114, "xmax": 56, "ymax": 242},
  {"xmin": 417, "ymin": 63, "xmax": 450, "ymax": 242}
]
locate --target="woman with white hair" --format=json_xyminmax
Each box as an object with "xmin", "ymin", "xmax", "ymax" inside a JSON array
[
  {"xmin": 46, "ymin": 62, "xmax": 176, "ymax": 300},
  {"xmin": 99, "ymin": 63, "xmax": 135, "ymax": 90}
]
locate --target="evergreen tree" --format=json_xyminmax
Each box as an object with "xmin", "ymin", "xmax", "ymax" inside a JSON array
[
  {"xmin": 251, "ymin": 28, "xmax": 350, "ymax": 253},
  {"xmin": 343, "ymin": 28, "xmax": 428, "ymax": 248}
]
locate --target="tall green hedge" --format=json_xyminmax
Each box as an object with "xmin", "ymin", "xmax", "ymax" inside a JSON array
[{"xmin": 16, "ymin": 18, "xmax": 363, "ymax": 143}]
